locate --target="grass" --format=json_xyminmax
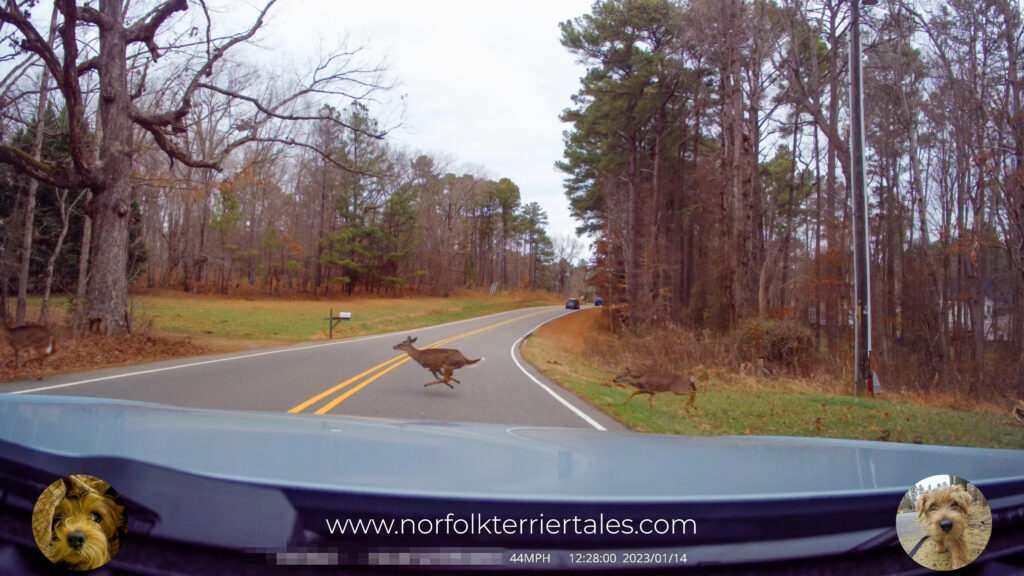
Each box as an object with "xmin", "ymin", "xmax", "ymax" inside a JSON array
[
  {"xmin": 521, "ymin": 309, "xmax": 1024, "ymax": 449},
  {"xmin": 131, "ymin": 290, "xmax": 560, "ymax": 342},
  {"xmin": 1, "ymin": 290, "xmax": 561, "ymax": 382}
]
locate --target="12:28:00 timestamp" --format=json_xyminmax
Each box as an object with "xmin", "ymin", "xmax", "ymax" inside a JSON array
[{"xmin": 568, "ymin": 552, "xmax": 688, "ymax": 565}]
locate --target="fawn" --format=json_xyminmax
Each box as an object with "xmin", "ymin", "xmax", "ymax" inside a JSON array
[
  {"xmin": 610, "ymin": 367, "xmax": 697, "ymax": 410},
  {"xmin": 393, "ymin": 336, "xmax": 481, "ymax": 389},
  {"xmin": 1, "ymin": 319, "xmax": 56, "ymax": 379}
]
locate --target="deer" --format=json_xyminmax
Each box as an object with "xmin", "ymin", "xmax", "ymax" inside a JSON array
[
  {"xmin": 393, "ymin": 336, "xmax": 481, "ymax": 389},
  {"xmin": 1, "ymin": 318, "xmax": 56, "ymax": 379},
  {"xmin": 609, "ymin": 367, "xmax": 697, "ymax": 411}
]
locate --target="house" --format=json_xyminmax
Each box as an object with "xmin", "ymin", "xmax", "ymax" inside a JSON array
[{"xmin": 946, "ymin": 281, "xmax": 1012, "ymax": 342}]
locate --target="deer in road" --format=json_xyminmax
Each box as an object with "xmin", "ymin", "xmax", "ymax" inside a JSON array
[
  {"xmin": 393, "ymin": 336, "xmax": 481, "ymax": 389},
  {"xmin": 610, "ymin": 367, "xmax": 697, "ymax": 410},
  {"xmin": 1, "ymin": 319, "xmax": 56, "ymax": 379}
]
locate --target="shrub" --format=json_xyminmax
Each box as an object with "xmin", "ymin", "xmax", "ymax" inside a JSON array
[{"xmin": 737, "ymin": 319, "xmax": 815, "ymax": 375}]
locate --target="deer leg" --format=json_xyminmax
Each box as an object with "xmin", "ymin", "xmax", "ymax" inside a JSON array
[
  {"xmin": 439, "ymin": 368, "xmax": 455, "ymax": 389},
  {"xmin": 686, "ymin": 393, "xmax": 697, "ymax": 412},
  {"xmin": 622, "ymin": 390, "xmax": 643, "ymax": 405},
  {"xmin": 436, "ymin": 367, "xmax": 457, "ymax": 388},
  {"xmin": 648, "ymin": 392, "xmax": 654, "ymax": 409},
  {"xmin": 424, "ymin": 375, "xmax": 454, "ymax": 388},
  {"xmin": 426, "ymin": 377, "xmax": 454, "ymax": 390}
]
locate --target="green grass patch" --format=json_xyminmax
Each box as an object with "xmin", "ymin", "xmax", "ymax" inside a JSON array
[
  {"xmin": 522, "ymin": 326, "xmax": 1024, "ymax": 450},
  {"xmin": 133, "ymin": 292, "xmax": 558, "ymax": 342}
]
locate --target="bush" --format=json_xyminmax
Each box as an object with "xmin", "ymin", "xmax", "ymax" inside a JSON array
[{"xmin": 737, "ymin": 319, "xmax": 815, "ymax": 375}]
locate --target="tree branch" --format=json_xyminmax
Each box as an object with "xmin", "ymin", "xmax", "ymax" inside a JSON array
[
  {"xmin": 139, "ymin": 0, "xmax": 276, "ymax": 135},
  {"xmin": 77, "ymin": 56, "xmax": 99, "ymax": 76},
  {"xmin": 56, "ymin": 0, "xmax": 98, "ymax": 185},
  {"xmin": 126, "ymin": 0, "xmax": 188, "ymax": 60},
  {"xmin": 0, "ymin": 144, "xmax": 85, "ymax": 188},
  {"xmin": 77, "ymin": 5, "xmax": 111, "ymax": 29},
  {"xmin": 0, "ymin": 0, "xmax": 65, "ymax": 92},
  {"xmin": 195, "ymin": 81, "xmax": 389, "ymax": 140}
]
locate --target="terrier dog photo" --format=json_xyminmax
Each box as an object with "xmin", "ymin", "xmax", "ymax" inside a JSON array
[
  {"xmin": 916, "ymin": 485, "xmax": 973, "ymax": 570},
  {"xmin": 32, "ymin": 475, "xmax": 126, "ymax": 571}
]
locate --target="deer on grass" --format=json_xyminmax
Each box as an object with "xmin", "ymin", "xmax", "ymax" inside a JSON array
[
  {"xmin": 609, "ymin": 367, "xmax": 697, "ymax": 410},
  {"xmin": 393, "ymin": 336, "xmax": 480, "ymax": 389},
  {"xmin": 1, "ymin": 319, "xmax": 56, "ymax": 379}
]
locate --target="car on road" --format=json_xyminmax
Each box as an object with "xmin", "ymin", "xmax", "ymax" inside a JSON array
[
  {"xmin": 594, "ymin": 297, "xmax": 603, "ymax": 306},
  {"xmin": 566, "ymin": 298, "xmax": 580, "ymax": 309}
]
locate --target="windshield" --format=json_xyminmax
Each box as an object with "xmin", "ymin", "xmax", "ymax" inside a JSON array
[{"xmin": 1, "ymin": 1, "xmax": 1023, "ymax": 575}]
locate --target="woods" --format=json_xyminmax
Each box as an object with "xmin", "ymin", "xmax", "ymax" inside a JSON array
[
  {"xmin": 0, "ymin": 1, "xmax": 574, "ymax": 338},
  {"xmin": 558, "ymin": 0, "xmax": 1024, "ymax": 398},
  {"xmin": 1, "ymin": 0, "xmax": 1022, "ymax": 402}
]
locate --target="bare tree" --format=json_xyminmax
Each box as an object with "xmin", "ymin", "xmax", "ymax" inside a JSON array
[{"xmin": 0, "ymin": 0, "xmax": 388, "ymax": 334}]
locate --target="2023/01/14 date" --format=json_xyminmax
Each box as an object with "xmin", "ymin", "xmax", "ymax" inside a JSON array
[{"xmin": 568, "ymin": 552, "xmax": 688, "ymax": 565}]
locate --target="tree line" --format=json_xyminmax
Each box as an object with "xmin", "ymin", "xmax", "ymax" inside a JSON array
[
  {"xmin": 558, "ymin": 0, "xmax": 1023, "ymax": 397},
  {"xmin": 0, "ymin": 1, "xmax": 584, "ymax": 339},
  {"xmin": 136, "ymin": 106, "xmax": 570, "ymax": 299}
]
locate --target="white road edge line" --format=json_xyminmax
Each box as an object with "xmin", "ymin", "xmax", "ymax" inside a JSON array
[
  {"xmin": 510, "ymin": 312, "xmax": 607, "ymax": 432},
  {"xmin": 11, "ymin": 306, "xmax": 557, "ymax": 396}
]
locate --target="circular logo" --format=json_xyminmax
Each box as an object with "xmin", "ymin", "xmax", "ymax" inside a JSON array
[
  {"xmin": 896, "ymin": 475, "xmax": 991, "ymax": 571},
  {"xmin": 32, "ymin": 475, "xmax": 127, "ymax": 571}
]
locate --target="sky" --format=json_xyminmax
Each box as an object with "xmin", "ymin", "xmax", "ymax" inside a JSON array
[
  {"xmin": 915, "ymin": 475, "xmax": 953, "ymax": 491},
  {"xmin": 263, "ymin": 0, "xmax": 597, "ymax": 256}
]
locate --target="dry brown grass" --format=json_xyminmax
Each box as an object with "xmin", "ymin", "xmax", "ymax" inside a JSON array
[
  {"xmin": 534, "ymin": 308, "xmax": 1016, "ymax": 418},
  {"xmin": 524, "ymin": 309, "xmax": 1024, "ymax": 446}
]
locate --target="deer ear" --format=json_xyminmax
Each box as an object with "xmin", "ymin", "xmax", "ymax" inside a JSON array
[{"xmin": 411, "ymin": 337, "xmax": 417, "ymax": 343}]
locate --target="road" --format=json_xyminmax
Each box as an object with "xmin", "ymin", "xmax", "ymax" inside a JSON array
[{"xmin": 5, "ymin": 307, "xmax": 624, "ymax": 431}]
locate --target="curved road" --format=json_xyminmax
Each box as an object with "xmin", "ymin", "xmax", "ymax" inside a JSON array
[{"xmin": 5, "ymin": 307, "xmax": 624, "ymax": 431}]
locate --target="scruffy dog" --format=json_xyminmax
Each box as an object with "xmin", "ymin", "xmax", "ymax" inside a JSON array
[
  {"xmin": 917, "ymin": 485, "xmax": 973, "ymax": 570},
  {"xmin": 33, "ymin": 475, "xmax": 125, "ymax": 571}
]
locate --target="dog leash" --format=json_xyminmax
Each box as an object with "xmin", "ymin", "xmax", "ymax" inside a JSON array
[{"xmin": 908, "ymin": 535, "xmax": 929, "ymax": 559}]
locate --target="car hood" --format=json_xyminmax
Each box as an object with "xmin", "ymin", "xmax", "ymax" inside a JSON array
[{"xmin": 1, "ymin": 393, "xmax": 1021, "ymax": 501}]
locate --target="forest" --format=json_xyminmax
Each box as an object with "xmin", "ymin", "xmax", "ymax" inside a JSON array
[
  {"xmin": 0, "ymin": 1, "xmax": 581, "ymax": 336},
  {"xmin": 0, "ymin": 0, "xmax": 1021, "ymax": 401},
  {"xmin": 557, "ymin": 0, "xmax": 1024, "ymax": 399}
]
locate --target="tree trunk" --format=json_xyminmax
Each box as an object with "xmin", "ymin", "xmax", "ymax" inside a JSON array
[
  {"xmin": 15, "ymin": 5, "xmax": 59, "ymax": 325},
  {"xmin": 86, "ymin": 0, "xmax": 132, "ymax": 336},
  {"xmin": 73, "ymin": 194, "xmax": 93, "ymax": 335},
  {"xmin": 626, "ymin": 131, "xmax": 642, "ymax": 326},
  {"xmin": 40, "ymin": 189, "xmax": 82, "ymax": 323}
]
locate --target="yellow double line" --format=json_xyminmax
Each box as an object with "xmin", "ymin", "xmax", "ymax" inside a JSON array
[{"xmin": 288, "ymin": 309, "xmax": 551, "ymax": 415}]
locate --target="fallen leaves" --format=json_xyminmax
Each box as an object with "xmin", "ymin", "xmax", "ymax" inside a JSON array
[{"xmin": 0, "ymin": 329, "xmax": 207, "ymax": 383}]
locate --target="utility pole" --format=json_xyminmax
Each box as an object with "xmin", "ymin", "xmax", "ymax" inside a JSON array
[{"xmin": 850, "ymin": 0, "xmax": 875, "ymax": 396}]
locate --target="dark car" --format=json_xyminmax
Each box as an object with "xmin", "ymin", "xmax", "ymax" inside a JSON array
[
  {"xmin": 594, "ymin": 298, "xmax": 603, "ymax": 306},
  {"xmin": 566, "ymin": 298, "xmax": 580, "ymax": 309}
]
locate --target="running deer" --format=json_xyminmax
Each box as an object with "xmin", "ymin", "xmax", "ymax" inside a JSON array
[
  {"xmin": 2, "ymin": 319, "xmax": 56, "ymax": 379},
  {"xmin": 610, "ymin": 367, "xmax": 697, "ymax": 410},
  {"xmin": 393, "ymin": 336, "xmax": 481, "ymax": 389}
]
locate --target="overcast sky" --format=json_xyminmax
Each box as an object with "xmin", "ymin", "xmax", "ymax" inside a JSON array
[{"xmin": 263, "ymin": 0, "xmax": 596, "ymax": 255}]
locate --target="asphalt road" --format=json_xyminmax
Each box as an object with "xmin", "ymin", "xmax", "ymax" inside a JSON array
[{"xmin": 5, "ymin": 306, "xmax": 624, "ymax": 431}]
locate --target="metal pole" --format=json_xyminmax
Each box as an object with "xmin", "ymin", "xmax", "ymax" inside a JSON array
[{"xmin": 850, "ymin": 0, "xmax": 872, "ymax": 396}]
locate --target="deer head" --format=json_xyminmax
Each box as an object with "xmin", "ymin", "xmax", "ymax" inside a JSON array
[
  {"xmin": 393, "ymin": 336, "xmax": 417, "ymax": 351},
  {"xmin": 612, "ymin": 367, "xmax": 635, "ymax": 383}
]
